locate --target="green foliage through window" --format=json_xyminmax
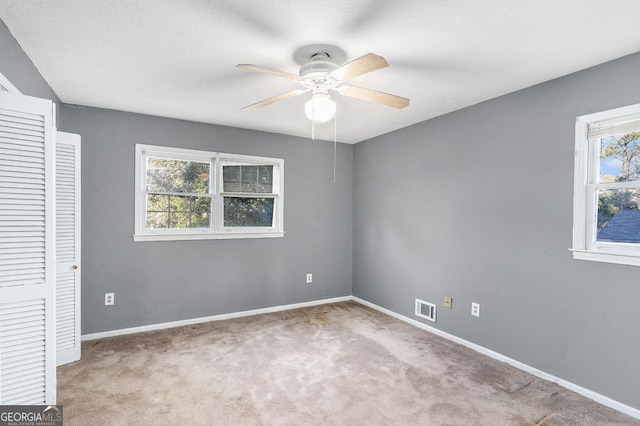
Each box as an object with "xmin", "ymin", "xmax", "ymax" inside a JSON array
[
  {"xmin": 146, "ymin": 194, "xmax": 211, "ymax": 229},
  {"xmin": 597, "ymin": 189, "xmax": 640, "ymax": 230},
  {"xmin": 146, "ymin": 158, "xmax": 209, "ymax": 193},
  {"xmin": 224, "ymin": 197, "xmax": 274, "ymax": 227},
  {"xmin": 145, "ymin": 158, "xmax": 212, "ymax": 229}
]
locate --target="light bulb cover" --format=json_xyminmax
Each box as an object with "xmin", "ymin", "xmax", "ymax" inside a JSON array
[{"xmin": 305, "ymin": 93, "xmax": 336, "ymax": 123}]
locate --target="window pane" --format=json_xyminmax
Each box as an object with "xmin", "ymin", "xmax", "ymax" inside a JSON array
[
  {"xmin": 147, "ymin": 194, "xmax": 168, "ymax": 211},
  {"xmin": 147, "ymin": 158, "xmax": 210, "ymax": 193},
  {"xmin": 223, "ymin": 165, "xmax": 273, "ymax": 193},
  {"xmin": 167, "ymin": 212, "xmax": 209, "ymax": 229},
  {"xmin": 146, "ymin": 194, "xmax": 211, "ymax": 229},
  {"xmin": 189, "ymin": 212, "xmax": 210, "ymax": 228},
  {"xmin": 599, "ymin": 131, "xmax": 640, "ymax": 183},
  {"xmin": 224, "ymin": 197, "xmax": 274, "ymax": 227},
  {"xmin": 146, "ymin": 212, "xmax": 168, "ymax": 229},
  {"xmin": 597, "ymin": 188, "xmax": 640, "ymax": 243}
]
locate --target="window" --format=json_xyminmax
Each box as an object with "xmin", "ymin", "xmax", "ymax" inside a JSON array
[
  {"xmin": 134, "ymin": 145, "xmax": 284, "ymax": 241},
  {"xmin": 573, "ymin": 103, "xmax": 640, "ymax": 265}
]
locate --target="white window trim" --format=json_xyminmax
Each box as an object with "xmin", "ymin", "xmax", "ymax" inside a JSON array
[
  {"xmin": 572, "ymin": 103, "xmax": 640, "ymax": 266},
  {"xmin": 134, "ymin": 144, "xmax": 284, "ymax": 242}
]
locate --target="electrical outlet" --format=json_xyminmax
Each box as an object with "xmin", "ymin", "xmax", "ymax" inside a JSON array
[
  {"xmin": 471, "ymin": 302, "xmax": 480, "ymax": 317},
  {"xmin": 105, "ymin": 293, "xmax": 114, "ymax": 306},
  {"xmin": 444, "ymin": 296, "xmax": 452, "ymax": 309},
  {"xmin": 306, "ymin": 273, "xmax": 313, "ymax": 283}
]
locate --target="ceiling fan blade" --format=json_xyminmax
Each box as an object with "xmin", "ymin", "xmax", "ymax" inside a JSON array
[
  {"xmin": 339, "ymin": 85, "xmax": 410, "ymax": 109},
  {"xmin": 329, "ymin": 53, "xmax": 389, "ymax": 82},
  {"xmin": 236, "ymin": 64, "xmax": 301, "ymax": 81},
  {"xmin": 241, "ymin": 89, "xmax": 308, "ymax": 112}
]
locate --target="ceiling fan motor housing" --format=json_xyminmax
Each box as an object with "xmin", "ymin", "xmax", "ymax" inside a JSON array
[{"xmin": 300, "ymin": 52, "xmax": 338, "ymax": 83}]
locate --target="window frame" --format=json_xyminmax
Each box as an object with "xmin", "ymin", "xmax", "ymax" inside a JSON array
[
  {"xmin": 134, "ymin": 144, "xmax": 284, "ymax": 242},
  {"xmin": 217, "ymin": 155, "xmax": 283, "ymax": 235},
  {"xmin": 572, "ymin": 103, "xmax": 640, "ymax": 266}
]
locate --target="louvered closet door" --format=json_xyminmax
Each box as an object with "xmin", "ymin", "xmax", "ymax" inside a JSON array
[
  {"xmin": 0, "ymin": 92, "xmax": 56, "ymax": 404},
  {"xmin": 56, "ymin": 132, "xmax": 80, "ymax": 366}
]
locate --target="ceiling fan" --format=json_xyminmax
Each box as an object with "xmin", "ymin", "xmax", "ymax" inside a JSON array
[{"xmin": 236, "ymin": 44, "xmax": 410, "ymax": 123}]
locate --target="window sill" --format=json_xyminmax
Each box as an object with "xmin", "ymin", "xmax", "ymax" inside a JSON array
[
  {"xmin": 571, "ymin": 249, "xmax": 640, "ymax": 267},
  {"xmin": 133, "ymin": 231, "xmax": 285, "ymax": 242}
]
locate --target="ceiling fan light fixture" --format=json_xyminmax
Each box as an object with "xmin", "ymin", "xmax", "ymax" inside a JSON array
[
  {"xmin": 305, "ymin": 93, "xmax": 336, "ymax": 123},
  {"xmin": 238, "ymin": 47, "xmax": 409, "ymax": 124}
]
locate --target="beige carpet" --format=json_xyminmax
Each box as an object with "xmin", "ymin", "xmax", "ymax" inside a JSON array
[{"xmin": 58, "ymin": 302, "xmax": 638, "ymax": 425}]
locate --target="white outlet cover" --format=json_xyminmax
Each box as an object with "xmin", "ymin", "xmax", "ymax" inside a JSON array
[
  {"xmin": 471, "ymin": 302, "xmax": 480, "ymax": 317},
  {"xmin": 105, "ymin": 293, "xmax": 114, "ymax": 306},
  {"xmin": 306, "ymin": 273, "xmax": 313, "ymax": 283}
]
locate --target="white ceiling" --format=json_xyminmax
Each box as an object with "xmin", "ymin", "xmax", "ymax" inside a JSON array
[{"xmin": 1, "ymin": 1, "xmax": 639, "ymax": 144}]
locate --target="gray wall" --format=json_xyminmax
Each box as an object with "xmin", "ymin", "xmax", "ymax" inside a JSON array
[
  {"xmin": 0, "ymin": 19, "xmax": 60, "ymax": 105},
  {"xmin": 353, "ymin": 52, "xmax": 640, "ymax": 410},
  {"xmin": 61, "ymin": 105, "xmax": 353, "ymax": 334}
]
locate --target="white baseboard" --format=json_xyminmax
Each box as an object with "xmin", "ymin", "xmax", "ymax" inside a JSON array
[
  {"xmin": 81, "ymin": 296, "xmax": 352, "ymax": 341},
  {"xmin": 352, "ymin": 296, "xmax": 640, "ymax": 421}
]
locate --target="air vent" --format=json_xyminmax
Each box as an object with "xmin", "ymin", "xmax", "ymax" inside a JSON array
[{"xmin": 415, "ymin": 298, "xmax": 436, "ymax": 323}]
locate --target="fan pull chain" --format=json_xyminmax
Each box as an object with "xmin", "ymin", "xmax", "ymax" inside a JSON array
[{"xmin": 333, "ymin": 109, "xmax": 337, "ymax": 183}]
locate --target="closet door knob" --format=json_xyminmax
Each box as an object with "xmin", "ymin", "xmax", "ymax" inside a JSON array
[{"xmin": 72, "ymin": 265, "xmax": 78, "ymax": 270}]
